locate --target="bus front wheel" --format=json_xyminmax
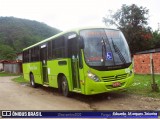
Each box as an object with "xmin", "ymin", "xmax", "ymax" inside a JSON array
[
  {"xmin": 61, "ymin": 76, "xmax": 70, "ymax": 97},
  {"xmin": 30, "ymin": 74, "xmax": 37, "ymax": 88}
]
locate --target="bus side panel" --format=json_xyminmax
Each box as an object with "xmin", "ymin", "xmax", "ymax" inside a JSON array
[
  {"xmin": 47, "ymin": 58, "xmax": 72, "ymax": 90},
  {"xmin": 23, "ymin": 63, "xmax": 30, "ymax": 82},
  {"xmin": 47, "ymin": 60, "xmax": 56, "ymax": 88},
  {"xmin": 23, "ymin": 62, "xmax": 43, "ymax": 84}
]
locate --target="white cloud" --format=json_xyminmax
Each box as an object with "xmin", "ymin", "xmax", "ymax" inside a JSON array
[{"xmin": 0, "ymin": 0, "xmax": 159, "ymax": 31}]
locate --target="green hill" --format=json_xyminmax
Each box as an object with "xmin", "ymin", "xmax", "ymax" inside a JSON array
[{"xmin": 0, "ymin": 17, "xmax": 61, "ymax": 60}]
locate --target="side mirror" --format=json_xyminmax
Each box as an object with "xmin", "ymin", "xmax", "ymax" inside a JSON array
[{"xmin": 79, "ymin": 36, "xmax": 84, "ymax": 49}]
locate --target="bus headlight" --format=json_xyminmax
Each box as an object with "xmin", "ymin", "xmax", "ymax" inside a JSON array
[
  {"xmin": 126, "ymin": 68, "xmax": 133, "ymax": 77},
  {"xmin": 87, "ymin": 71, "xmax": 100, "ymax": 82},
  {"xmin": 129, "ymin": 70, "xmax": 133, "ymax": 77}
]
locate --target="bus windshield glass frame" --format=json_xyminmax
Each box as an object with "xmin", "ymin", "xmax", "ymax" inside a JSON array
[{"xmin": 80, "ymin": 28, "xmax": 132, "ymax": 70}]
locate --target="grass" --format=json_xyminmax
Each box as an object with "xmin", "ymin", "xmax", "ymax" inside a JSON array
[
  {"xmin": 11, "ymin": 74, "xmax": 160, "ymax": 98},
  {"xmin": 12, "ymin": 75, "xmax": 29, "ymax": 83},
  {"xmin": 0, "ymin": 71, "xmax": 19, "ymax": 76},
  {"xmin": 123, "ymin": 74, "xmax": 160, "ymax": 98}
]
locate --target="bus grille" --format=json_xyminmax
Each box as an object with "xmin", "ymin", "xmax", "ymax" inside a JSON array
[{"xmin": 102, "ymin": 73, "xmax": 127, "ymax": 82}]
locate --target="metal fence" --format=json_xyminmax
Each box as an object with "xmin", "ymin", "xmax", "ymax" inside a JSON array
[{"xmin": 4, "ymin": 63, "xmax": 22, "ymax": 74}]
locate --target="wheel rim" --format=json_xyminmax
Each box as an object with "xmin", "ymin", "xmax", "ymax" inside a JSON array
[
  {"xmin": 31, "ymin": 79, "xmax": 34, "ymax": 86},
  {"xmin": 62, "ymin": 79, "xmax": 67, "ymax": 95},
  {"xmin": 30, "ymin": 75, "xmax": 34, "ymax": 86}
]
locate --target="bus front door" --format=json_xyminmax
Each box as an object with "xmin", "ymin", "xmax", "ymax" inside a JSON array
[
  {"xmin": 40, "ymin": 44, "xmax": 49, "ymax": 84},
  {"xmin": 68, "ymin": 37, "xmax": 81, "ymax": 90}
]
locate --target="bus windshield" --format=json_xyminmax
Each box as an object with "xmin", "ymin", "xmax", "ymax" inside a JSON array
[{"xmin": 80, "ymin": 29, "xmax": 131, "ymax": 70}]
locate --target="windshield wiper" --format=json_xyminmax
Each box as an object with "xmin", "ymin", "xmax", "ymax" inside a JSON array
[
  {"xmin": 111, "ymin": 39, "xmax": 126, "ymax": 64},
  {"xmin": 101, "ymin": 37, "xmax": 107, "ymax": 65}
]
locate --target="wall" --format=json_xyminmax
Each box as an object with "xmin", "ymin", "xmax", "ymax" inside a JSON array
[
  {"xmin": 0, "ymin": 63, "xmax": 3, "ymax": 71},
  {"xmin": 4, "ymin": 63, "xmax": 22, "ymax": 74},
  {"xmin": 134, "ymin": 53, "xmax": 160, "ymax": 74}
]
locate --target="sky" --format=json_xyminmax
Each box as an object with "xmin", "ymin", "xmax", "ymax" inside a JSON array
[{"xmin": 0, "ymin": 0, "xmax": 160, "ymax": 31}]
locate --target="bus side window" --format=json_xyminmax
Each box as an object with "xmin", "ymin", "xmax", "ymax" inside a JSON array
[
  {"xmin": 23, "ymin": 51, "xmax": 26, "ymax": 63},
  {"xmin": 52, "ymin": 36, "xmax": 65, "ymax": 59},
  {"xmin": 31, "ymin": 48, "xmax": 34, "ymax": 62},
  {"xmin": 48, "ymin": 41, "xmax": 52, "ymax": 60},
  {"xmin": 27, "ymin": 50, "xmax": 30, "ymax": 62},
  {"xmin": 52, "ymin": 40, "xmax": 55, "ymax": 59},
  {"xmin": 68, "ymin": 37, "xmax": 79, "ymax": 58},
  {"xmin": 29, "ymin": 49, "xmax": 31, "ymax": 62},
  {"xmin": 25, "ymin": 50, "xmax": 29, "ymax": 62},
  {"xmin": 35, "ymin": 46, "xmax": 40, "ymax": 61}
]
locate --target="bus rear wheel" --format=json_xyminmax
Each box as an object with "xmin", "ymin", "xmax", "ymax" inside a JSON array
[
  {"xmin": 61, "ymin": 76, "xmax": 70, "ymax": 97},
  {"xmin": 30, "ymin": 74, "xmax": 37, "ymax": 88}
]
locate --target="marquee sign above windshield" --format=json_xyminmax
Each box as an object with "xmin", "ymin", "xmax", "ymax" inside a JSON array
[{"xmin": 84, "ymin": 29, "xmax": 120, "ymax": 39}]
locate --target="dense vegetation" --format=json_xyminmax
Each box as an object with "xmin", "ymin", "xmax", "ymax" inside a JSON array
[
  {"xmin": 0, "ymin": 17, "xmax": 61, "ymax": 60},
  {"xmin": 103, "ymin": 4, "xmax": 160, "ymax": 54}
]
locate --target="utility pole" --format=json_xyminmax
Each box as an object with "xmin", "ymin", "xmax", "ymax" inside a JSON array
[
  {"xmin": 158, "ymin": 22, "xmax": 160, "ymax": 31},
  {"xmin": 151, "ymin": 58, "xmax": 159, "ymax": 92}
]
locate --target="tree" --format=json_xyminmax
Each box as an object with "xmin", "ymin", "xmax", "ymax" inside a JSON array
[
  {"xmin": 0, "ymin": 17, "xmax": 61, "ymax": 60},
  {"xmin": 0, "ymin": 44, "xmax": 16, "ymax": 60},
  {"xmin": 152, "ymin": 31, "xmax": 160, "ymax": 48},
  {"xmin": 103, "ymin": 4, "xmax": 152, "ymax": 54}
]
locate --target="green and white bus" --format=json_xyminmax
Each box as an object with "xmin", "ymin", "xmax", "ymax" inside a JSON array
[{"xmin": 23, "ymin": 27, "xmax": 134, "ymax": 96}]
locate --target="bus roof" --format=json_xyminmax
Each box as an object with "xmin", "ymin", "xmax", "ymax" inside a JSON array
[{"xmin": 23, "ymin": 27, "xmax": 119, "ymax": 51}]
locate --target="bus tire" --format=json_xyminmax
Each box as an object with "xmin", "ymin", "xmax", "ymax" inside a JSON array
[
  {"xmin": 61, "ymin": 76, "xmax": 70, "ymax": 97},
  {"xmin": 30, "ymin": 74, "xmax": 37, "ymax": 88}
]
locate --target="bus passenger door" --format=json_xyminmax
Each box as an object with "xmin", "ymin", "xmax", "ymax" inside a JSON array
[
  {"xmin": 40, "ymin": 44, "xmax": 49, "ymax": 84},
  {"xmin": 68, "ymin": 35, "xmax": 81, "ymax": 90}
]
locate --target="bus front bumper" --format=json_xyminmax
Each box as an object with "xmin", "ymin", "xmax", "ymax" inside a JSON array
[{"xmin": 84, "ymin": 74, "xmax": 134, "ymax": 95}]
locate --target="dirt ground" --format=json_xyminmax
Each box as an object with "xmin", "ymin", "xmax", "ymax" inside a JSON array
[{"xmin": 0, "ymin": 76, "xmax": 160, "ymax": 119}]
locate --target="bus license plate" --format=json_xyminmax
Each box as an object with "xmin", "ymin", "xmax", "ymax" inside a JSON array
[{"xmin": 112, "ymin": 82, "xmax": 121, "ymax": 87}]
